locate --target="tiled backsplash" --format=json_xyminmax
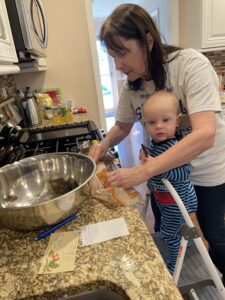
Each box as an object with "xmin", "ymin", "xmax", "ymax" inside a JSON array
[
  {"xmin": 0, "ymin": 75, "xmax": 16, "ymax": 104},
  {"xmin": 203, "ymin": 50, "xmax": 225, "ymax": 73}
]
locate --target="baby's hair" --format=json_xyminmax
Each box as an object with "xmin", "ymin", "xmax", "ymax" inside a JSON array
[{"xmin": 143, "ymin": 91, "xmax": 180, "ymax": 115}]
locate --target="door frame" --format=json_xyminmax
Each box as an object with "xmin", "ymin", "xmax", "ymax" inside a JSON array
[{"xmin": 84, "ymin": 0, "xmax": 107, "ymax": 131}]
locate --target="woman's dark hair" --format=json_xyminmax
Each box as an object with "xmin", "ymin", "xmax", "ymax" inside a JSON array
[{"xmin": 100, "ymin": 3, "xmax": 181, "ymax": 91}]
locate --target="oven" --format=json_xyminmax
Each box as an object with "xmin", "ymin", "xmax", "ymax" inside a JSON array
[{"xmin": 0, "ymin": 120, "xmax": 103, "ymax": 167}]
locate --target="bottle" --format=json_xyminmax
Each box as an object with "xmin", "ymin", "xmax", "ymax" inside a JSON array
[
  {"xmin": 66, "ymin": 99, "xmax": 73, "ymax": 122},
  {"xmin": 20, "ymin": 95, "xmax": 42, "ymax": 127}
]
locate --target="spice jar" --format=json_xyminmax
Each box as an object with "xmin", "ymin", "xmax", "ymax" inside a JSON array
[
  {"xmin": 36, "ymin": 93, "xmax": 53, "ymax": 120},
  {"xmin": 45, "ymin": 107, "xmax": 53, "ymax": 120}
]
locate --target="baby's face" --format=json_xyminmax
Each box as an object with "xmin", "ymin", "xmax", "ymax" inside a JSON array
[{"xmin": 143, "ymin": 100, "xmax": 179, "ymax": 142}]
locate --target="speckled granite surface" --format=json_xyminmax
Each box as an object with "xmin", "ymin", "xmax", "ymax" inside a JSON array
[
  {"xmin": 0, "ymin": 199, "xmax": 183, "ymax": 300},
  {"xmin": 30, "ymin": 113, "xmax": 90, "ymax": 130}
]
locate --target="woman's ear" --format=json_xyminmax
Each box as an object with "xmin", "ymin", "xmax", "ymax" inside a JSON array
[{"xmin": 146, "ymin": 32, "xmax": 154, "ymax": 51}]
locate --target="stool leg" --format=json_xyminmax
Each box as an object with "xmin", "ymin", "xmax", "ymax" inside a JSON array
[
  {"xmin": 162, "ymin": 179, "xmax": 225, "ymax": 299},
  {"xmin": 142, "ymin": 189, "xmax": 151, "ymax": 221}
]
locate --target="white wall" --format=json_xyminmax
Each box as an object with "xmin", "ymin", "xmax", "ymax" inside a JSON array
[
  {"xmin": 93, "ymin": 0, "xmax": 179, "ymax": 46},
  {"xmin": 92, "ymin": 0, "xmax": 140, "ymax": 18},
  {"xmin": 139, "ymin": 0, "xmax": 179, "ymax": 46}
]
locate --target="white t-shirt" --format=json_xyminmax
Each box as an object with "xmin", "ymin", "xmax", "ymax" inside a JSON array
[{"xmin": 116, "ymin": 48, "xmax": 225, "ymax": 186}]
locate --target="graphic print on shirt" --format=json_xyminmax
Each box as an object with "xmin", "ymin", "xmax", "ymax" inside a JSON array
[
  {"xmin": 176, "ymin": 99, "xmax": 192, "ymax": 138},
  {"xmin": 136, "ymin": 93, "xmax": 151, "ymax": 120},
  {"xmin": 165, "ymin": 67, "xmax": 192, "ymax": 138},
  {"xmin": 166, "ymin": 87, "xmax": 173, "ymax": 93}
]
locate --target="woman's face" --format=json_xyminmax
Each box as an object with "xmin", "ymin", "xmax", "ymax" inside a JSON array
[{"xmin": 108, "ymin": 37, "xmax": 151, "ymax": 81}]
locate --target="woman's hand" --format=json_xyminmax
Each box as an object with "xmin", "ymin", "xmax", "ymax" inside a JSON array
[
  {"xmin": 88, "ymin": 143, "xmax": 108, "ymax": 162},
  {"xmin": 141, "ymin": 154, "xmax": 154, "ymax": 164},
  {"xmin": 106, "ymin": 164, "xmax": 149, "ymax": 189},
  {"xmin": 88, "ymin": 122, "xmax": 133, "ymax": 162}
]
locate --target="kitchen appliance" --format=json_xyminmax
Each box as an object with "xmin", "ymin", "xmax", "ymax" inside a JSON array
[
  {"xmin": 0, "ymin": 120, "xmax": 103, "ymax": 167},
  {"xmin": 18, "ymin": 96, "xmax": 42, "ymax": 127},
  {"xmin": 0, "ymin": 152, "xmax": 96, "ymax": 231},
  {"xmin": 5, "ymin": 0, "xmax": 48, "ymax": 61}
]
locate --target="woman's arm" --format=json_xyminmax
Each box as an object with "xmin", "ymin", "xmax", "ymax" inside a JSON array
[
  {"xmin": 89, "ymin": 121, "xmax": 133, "ymax": 161},
  {"xmin": 106, "ymin": 111, "xmax": 216, "ymax": 188}
]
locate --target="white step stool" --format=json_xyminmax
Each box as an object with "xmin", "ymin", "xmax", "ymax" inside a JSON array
[
  {"xmin": 152, "ymin": 232, "xmax": 222, "ymax": 299},
  {"xmin": 143, "ymin": 179, "xmax": 225, "ymax": 299}
]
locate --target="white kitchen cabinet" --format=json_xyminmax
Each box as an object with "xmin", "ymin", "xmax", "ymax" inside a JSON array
[
  {"xmin": 0, "ymin": 0, "xmax": 19, "ymax": 74},
  {"xmin": 180, "ymin": 0, "xmax": 225, "ymax": 52}
]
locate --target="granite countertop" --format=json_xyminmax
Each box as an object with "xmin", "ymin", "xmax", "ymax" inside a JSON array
[
  {"xmin": 0, "ymin": 198, "xmax": 183, "ymax": 300},
  {"xmin": 29, "ymin": 113, "xmax": 90, "ymax": 130}
]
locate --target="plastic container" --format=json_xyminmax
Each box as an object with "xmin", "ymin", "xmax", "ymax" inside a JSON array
[{"xmin": 36, "ymin": 93, "xmax": 53, "ymax": 120}]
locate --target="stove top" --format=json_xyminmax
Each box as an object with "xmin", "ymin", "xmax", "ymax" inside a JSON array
[
  {"xmin": 0, "ymin": 120, "xmax": 102, "ymax": 167},
  {"xmin": 20, "ymin": 121, "xmax": 101, "ymax": 143}
]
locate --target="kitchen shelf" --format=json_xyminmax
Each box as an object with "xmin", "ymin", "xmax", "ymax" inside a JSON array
[
  {"xmin": 0, "ymin": 64, "xmax": 20, "ymax": 75},
  {"xmin": 0, "ymin": 64, "xmax": 47, "ymax": 75},
  {"xmin": 19, "ymin": 66, "xmax": 47, "ymax": 73}
]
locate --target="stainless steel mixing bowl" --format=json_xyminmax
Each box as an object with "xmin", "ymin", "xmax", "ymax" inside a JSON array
[{"xmin": 0, "ymin": 153, "xmax": 96, "ymax": 231}]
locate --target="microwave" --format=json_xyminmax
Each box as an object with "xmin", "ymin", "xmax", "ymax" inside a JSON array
[{"xmin": 5, "ymin": 0, "xmax": 48, "ymax": 61}]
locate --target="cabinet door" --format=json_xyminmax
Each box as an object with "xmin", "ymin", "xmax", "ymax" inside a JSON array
[
  {"xmin": 0, "ymin": 0, "xmax": 18, "ymax": 63},
  {"xmin": 202, "ymin": 0, "xmax": 225, "ymax": 49}
]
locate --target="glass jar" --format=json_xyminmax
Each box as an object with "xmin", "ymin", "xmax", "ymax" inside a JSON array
[{"xmin": 45, "ymin": 107, "xmax": 53, "ymax": 120}]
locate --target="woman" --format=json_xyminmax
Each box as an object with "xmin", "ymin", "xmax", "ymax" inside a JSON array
[{"xmin": 89, "ymin": 3, "xmax": 225, "ymax": 283}]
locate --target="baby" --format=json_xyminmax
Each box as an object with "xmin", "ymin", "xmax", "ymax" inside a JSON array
[{"xmin": 142, "ymin": 91, "xmax": 197, "ymax": 274}]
